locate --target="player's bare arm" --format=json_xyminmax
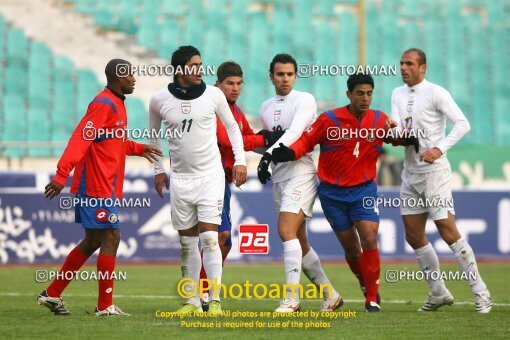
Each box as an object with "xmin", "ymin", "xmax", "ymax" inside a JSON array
[{"xmin": 154, "ymin": 173, "xmax": 169, "ymax": 198}]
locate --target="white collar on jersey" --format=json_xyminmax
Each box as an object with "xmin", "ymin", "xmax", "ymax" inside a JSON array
[
  {"xmin": 275, "ymin": 89, "xmax": 295, "ymax": 102},
  {"xmin": 407, "ymin": 79, "xmax": 429, "ymax": 93}
]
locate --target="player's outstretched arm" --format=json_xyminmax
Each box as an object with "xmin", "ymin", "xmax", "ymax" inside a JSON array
[
  {"xmin": 271, "ymin": 143, "xmax": 296, "ymax": 165},
  {"xmin": 140, "ymin": 144, "xmax": 164, "ymax": 163},
  {"xmin": 154, "ymin": 173, "xmax": 169, "ymax": 198}
]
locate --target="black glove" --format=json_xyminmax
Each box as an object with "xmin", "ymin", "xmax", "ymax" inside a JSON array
[
  {"xmin": 257, "ymin": 152, "xmax": 272, "ymax": 184},
  {"xmin": 271, "ymin": 143, "xmax": 295, "ymax": 165},
  {"xmin": 257, "ymin": 129, "xmax": 286, "ymax": 148},
  {"xmin": 403, "ymin": 136, "xmax": 420, "ymax": 153}
]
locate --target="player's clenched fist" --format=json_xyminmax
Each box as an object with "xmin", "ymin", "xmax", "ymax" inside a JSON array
[
  {"xmin": 271, "ymin": 143, "xmax": 296, "ymax": 165},
  {"xmin": 257, "ymin": 129, "xmax": 286, "ymax": 148},
  {"xmin": 232, "ymin": 165, "xmax": 247, "ymax": 187},
  {"xmin": 420, "ymin": 147, "xmax": 442, "ymax": 164},
  {"xmin": 257, "ymin": 152, "xmax": 272, "ymax": 184},
  {"xmin": 154, "ymin": 173, "xmax": 169, "ymax": 198}
]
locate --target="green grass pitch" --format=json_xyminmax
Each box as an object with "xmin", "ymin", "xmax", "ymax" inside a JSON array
[{"xmin": 1, "ymin": 262, "xmax": 509, "ymax": 339}]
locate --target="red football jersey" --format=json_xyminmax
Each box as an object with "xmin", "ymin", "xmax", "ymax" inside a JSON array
[
  {"xmin": 216, "ymin": 102, "xmax": 265, "ymax": 183},
  {"xmin": 53, "ymin": 87, "xmax": 144, "ymax": 198},
  {"xmin": 290, "ymin": 106, "xmax": 388, "ymax": 187}
]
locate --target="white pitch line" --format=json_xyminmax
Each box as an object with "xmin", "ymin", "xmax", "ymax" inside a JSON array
[{"xmin": 4, "ymin": 292, "xmax": 510, "ymax": 307}]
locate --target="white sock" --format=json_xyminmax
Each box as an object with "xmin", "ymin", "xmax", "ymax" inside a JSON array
[
  {"xmin": 302, "ymin": 247, "xmax": 335, "ymax": 299},
  {"xmin": 200, "ymin": 231, "xmax": 222, "ymax": 301},
  {"xmin": 414, "ymin": 243, "xmax": 450, "ymax": 296},
  {"xmin": 179, "ymin": 236, "xmax": 201, "ymax": 306},
  {"xmin": 449, "ymin": 238, "xmax": 487, "ymax": 294},
  {"xmin": 283, "ymin": 239, "xmax": 302, "ymax": 300}
]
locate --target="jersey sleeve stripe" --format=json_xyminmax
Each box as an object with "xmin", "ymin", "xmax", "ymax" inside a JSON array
[{"xmin": 325, "ymin": 110, "xmax": 342, "ymax": 128}]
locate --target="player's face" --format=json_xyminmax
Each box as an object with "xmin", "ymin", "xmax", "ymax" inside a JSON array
[
  {"xmin": 216, "ymin": 76, "xmax": 243, "ymax": 103},
  {"xmin": 347, "ymin": 84, "xmax": 373, "ymax": 115},
  {"xmin": 119, "ymin": 72, "xmax": 136, "ymax": 94},
  {"xmin": 270, "ymin": 63, "xmax": 296, "ymax": 96},
  {"xmin": 400, "ymin": 52, "xmax": 426, "ymax": 86},
  {"xmin": 177, "ymin": 55, "xmax": 203, "ymax": 87}
]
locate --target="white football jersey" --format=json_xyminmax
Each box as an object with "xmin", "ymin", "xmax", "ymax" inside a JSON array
[
  {"xmin": 149, "ymin": 85, "xmax": 246, "ymax": 178},
  {"xmin": 391, "ymin": 79, "xmax": 470, "ymax": 173},
  {"xmin": 260, "ymin": 89, "xmax": 317, "ymax": 183}
]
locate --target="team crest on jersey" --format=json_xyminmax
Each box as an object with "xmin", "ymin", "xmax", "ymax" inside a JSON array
[
  {"xmin": 217, "ymin": 199, "xmax": 223, "ymax": 211},
  {"xmin": 115, "ymin": 120, "xmax": 124, "ymax": 126},
  {"xmin": 404, "ymin": 116, "xmax": 413, "ymax": 131},
  {"xmin": 181, "ymin": 102, "xmax": 191, "ymax": 114},
  {"xmin": 273, "ymin": 109, "xmax": 281, "ymax": 122},
  {"xmin": 108, "ymin": 213, "xmax": 118, "ymax": 223},
  {"xmin": 291, "ymin": 190, "xmax": 301, "ymax": 201}
]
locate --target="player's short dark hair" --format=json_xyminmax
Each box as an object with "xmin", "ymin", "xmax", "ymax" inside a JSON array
[
  {"xmin": 217, "ymin": 61, "xmax": 243, "ymax": 82},
  {"xmin": 269, "ymin": 53, "xmax": 297, "ymax": 74},
  {"xmin": 105, "ymin": 58, "xmax": 131, "ymax": 83},
  {"xmin": 171, "ymin": 45, "xmax": 201, "ymax": 74},
  {"xmin": 347, "ymin": 72, "xmax": 374, "ymax": 92},
  {"xmin": 403, "ymin": 48, "xmax": 427, "ymax": 66}
]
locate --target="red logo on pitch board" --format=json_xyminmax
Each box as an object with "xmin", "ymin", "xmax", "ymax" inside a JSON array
[
  {"xmin": 239, "ymin": 224, "xmax": 269, "ymax": 254},
  {"xmin": 96, "ymin": 209, "xmax": 108, "ymax": 222}
]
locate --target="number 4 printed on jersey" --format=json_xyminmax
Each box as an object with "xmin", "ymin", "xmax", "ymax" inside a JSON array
[{"xmin": 353, "ymin": 141, "xmax": 360, "ymax": 158}]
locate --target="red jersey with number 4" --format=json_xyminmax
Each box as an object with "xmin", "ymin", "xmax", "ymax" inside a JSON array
[
  {"xmin": 217, "ymin": 102, "xmax": 265, "ymax": 183},
  {"xmin": 290, "ymin": 106, "xmax": 388, "ymax": 187}
]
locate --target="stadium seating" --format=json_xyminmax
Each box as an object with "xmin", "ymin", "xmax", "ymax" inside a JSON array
[
  {"xmin": 1, "ymin": 0, "xmax": 509, "ymax": 159},
  {"xmin": 0, "ymin": 16, "xmax": 148, "ymax": 158}
]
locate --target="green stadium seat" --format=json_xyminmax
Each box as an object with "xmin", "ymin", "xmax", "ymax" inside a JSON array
[
  {"xmin": 0, "ymin": 15, "xmax": 6, "ymax": 35},
  {"xmin": 2, "ymin": 94, "xmax": 27, "ymax": 158},
  {"xmin": 54, "ymin": 56, "xmax": 75, "ymax": 81},
  {"xmin": 27, "ymin": 108, "xmax": 52, "ymax": 157},
  {"xmin": 75, "ymin": 0, "xmax": 98, "ymax": 15},
  {"xmin": 77, "ymin": 69, "xmax": 100, "ymax": 91},
  {"xmin": 336, "ymin": 12, "xmax": 358, "ymax": 65},
  {"xmin": 136, "ymin": 26, "xmax": 160, "ymax": 51},
  {"xmin": 271, "ymin": 7, "xmax": 292, "ymax": 54},
  {"xmin": 117, "ymin": 1, "xmax": 140, "ymax": 34},
  {"xmin": 5, "ymin": 65, "xmax": 27, "ymax": 94},
  {"xmin": 53, "ymin": 80, "xmax": 76, "ymax": 117},
  {"xmin": 203, "ymin": 29, "xmax": 224, "ymax": 70},
  {"xmin": 7, "ymin": 28, "xmax": 28, "ymax": 61},
  {"xmin": 160, "ymin": 0, "xmax": 186, "ymax": 16},
  {"xmin": 126, "ymin": 98, "xmax": 147, "ymax": 138},
  {"xmin": 183, "ymin": 12, "xmax": 203, "ymax": 47},
  {"xmin": 314, "ymin": 0, "xmax": 335, "ymax": 18}
]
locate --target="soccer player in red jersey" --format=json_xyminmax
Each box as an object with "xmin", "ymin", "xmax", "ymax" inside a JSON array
[
  {"xmin": 272, "ymin": 73, "xmax": 397, "ymax": 312},
  {"xmin": 199, "ymin": 61, "xmax": 284, "ymax": 309},
  {"xmin": 37, "ymin": 59, "xmax": 163, "ymax": 316}
]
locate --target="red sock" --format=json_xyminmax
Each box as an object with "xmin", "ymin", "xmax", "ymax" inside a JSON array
[
  {"xmin": 46, "ymin": 247, "xmax": 89, "ymax": 298},
  {"xmin": 345, "ymin": 256, "xmax": 364, "ymax": 287},
  {"xmin": 221, "ymin": 248, "xmax": 228, "ymax": 264},
  {"xmin": 97, "ymin": 253, "xmax": 116, "ymax": 311},
  {"xmin": 359, "ymin": 248, "xmax": 380, "ymax": 304}
]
